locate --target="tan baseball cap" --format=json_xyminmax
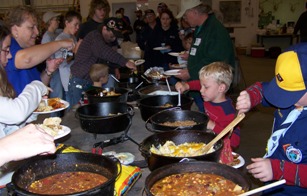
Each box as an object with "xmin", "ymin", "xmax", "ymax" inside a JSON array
[{"xmin": 43, "ymin": 11, "xmax": 61, "ymax": 23}]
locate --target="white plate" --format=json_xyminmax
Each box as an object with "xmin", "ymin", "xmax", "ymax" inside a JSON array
[
  {"xmin": 164, "ymin": 69, "xmax": 181, "ymax": 76},
  {"xmin": 134, "ymin": 59, "xmax": 145, "ymax": 66},
  {"xmin": 33, "ymin": 99, "xmax": 69, "ymax": 114},
  {"xmin": 54, "ymin": 125, "xmax": 71, "ymax": 140},
  {"xmin": 232, "ymin": 152, "xmax": 245, "ymax": 169},
  {"xmin": 114, "ymin": 152, "xmax": 135, "ymax": 165},
  {"xmin": 170, "ymin": 64, "xmax": 187, "ymax": 69},
  {"xmin": 168, "ymin": 52, "xmax": 180, "ymax": 57},
  {"xmin": 153, "ymin": 46, "xmax": 168, "ymax": 51}
]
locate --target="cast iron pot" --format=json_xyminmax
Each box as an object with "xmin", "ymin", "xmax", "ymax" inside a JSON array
[
  {"xmin": 144, "ymin": 161, "xmax": 251, "ymax": 196},
  {"xmin": 145, "ymin": 108, "xmax": 209, "ymax": 132},
  {"xmin": 138, "ymin": 95, "xmax": 193, "ymax": 121},
  {"xmin": 85, "ymin": 87, "xmax": 130, "ymax": 103},
  {"xmin": 75, "ymin": 102, "xmax": 134, "ymax": 134},
  {"xmin": 7, "ymin": 153, "xmax": 121, "ymax": 196},
  {"xmin": 139, "ymin": 130, "xmax": 223, "ymax": 171}
]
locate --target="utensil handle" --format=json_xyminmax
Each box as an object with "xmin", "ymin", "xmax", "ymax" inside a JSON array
[
  {"xmin": 203, "ymin": 113, "xmax": 245, "ymax": 153},
  {"xmin": 239, "ymin": 179, "xmax": 286, "ymax": 196}
]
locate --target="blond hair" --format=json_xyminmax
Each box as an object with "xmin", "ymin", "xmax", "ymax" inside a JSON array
[
  {"xmin": 89, "ymin": 63, "xmax": 109, "ymax": 82},
  {"xmin": 198, "ymin": 62, "xmax": 233, "ymax": 91}
]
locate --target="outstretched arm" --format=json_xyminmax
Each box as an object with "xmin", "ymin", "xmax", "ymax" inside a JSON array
[{"xmin": 0, "ymin": 124, "xmax": 56, "ymax": 167}]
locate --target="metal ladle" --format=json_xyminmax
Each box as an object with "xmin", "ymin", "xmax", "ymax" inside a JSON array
[{"xmin": 177, "ymin": 90, "xmax": 181, "ymax": 107}]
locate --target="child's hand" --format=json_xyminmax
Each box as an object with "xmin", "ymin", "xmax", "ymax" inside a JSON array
[
  {"xmin": 175, "ymin": 82, "xmax": 189, "ymax": 93},
  {"xmin": 246, "ymin": 158, "xmax": 273, "ymax": 182},
  {"xmin": 236, "ymin": 90, "xmax": 251, "ymax": 114}
]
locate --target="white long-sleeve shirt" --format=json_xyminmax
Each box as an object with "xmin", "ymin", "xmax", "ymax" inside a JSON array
[{"xmin": 0, "ymin": 80, "xmax": 47, "ymax": 138}]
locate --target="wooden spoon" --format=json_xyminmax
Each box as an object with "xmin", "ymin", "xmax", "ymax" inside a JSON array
[{"xmin": 202, "ymin": 113, "xmax": 245, "ymax": 154}]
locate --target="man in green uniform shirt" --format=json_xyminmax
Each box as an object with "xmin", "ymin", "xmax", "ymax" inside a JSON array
[{"xmin": 176, "ymin": 2, "xmax": 235, "ymax": 112}]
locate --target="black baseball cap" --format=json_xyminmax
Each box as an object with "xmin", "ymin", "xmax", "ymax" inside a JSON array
[{"xmin": 103, "ymin": 17, "xmax": 124, "ymax": 38}]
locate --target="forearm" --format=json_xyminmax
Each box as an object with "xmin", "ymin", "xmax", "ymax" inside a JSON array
[
  {"xmin": 15, "ymin": 41, "xmax": 66, "ymax": 69},
  {"xmin": 271, "ymin": 159, "xmax": 307, "ymax": 187},
  {"xmin": 0, "ymin": 137, "xmax": 12, "ymax": 166},
  {"xmin": 245, "ymin": 82, "xmax": 263, "ymax": 108}
]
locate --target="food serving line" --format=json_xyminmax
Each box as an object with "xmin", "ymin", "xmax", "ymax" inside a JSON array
[{"xmin": 3, "ymin": 68, "xmax": 285, "ymax": 195}]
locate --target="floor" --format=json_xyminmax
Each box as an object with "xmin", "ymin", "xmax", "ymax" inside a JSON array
[{"xmin": 32, "ymin": 55, "xmax": 278, "ymax": 195}]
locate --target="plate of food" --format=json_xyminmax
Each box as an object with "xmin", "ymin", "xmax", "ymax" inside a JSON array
[
  {"xmin": 153, "ymin": 46, "xmax": 168, "ymax": 51},
  {"xmin": 34, "ymin": 98, "xmax": 69, "ymax": 114},
  {"xmin": 134, "ymin": 59, "xmax": 145, "ymax": 66},
  {"xmin": 114, "ymin": 152, "xmax": 135, "ymax": 165},
  {"xmin": 164, "ymin": 69, "xmax": 181, "ymax": 76},
  {"xmin": 231, "ymin": 152, "xmax": 245, "ymax": 169},
  {"xmin": 36, "ymin": 117, "xmax": 71, "ymax": 140},
  {"xmin": 169, "ymin": 63, "xmax": 187, "ymax": 69}
]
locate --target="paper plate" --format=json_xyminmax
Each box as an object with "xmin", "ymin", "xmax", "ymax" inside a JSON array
[
  {"xmin": 114, "ymin": 152, "xmax": 135, "ymax": 165},
  {"xmin": 168, "ymin": 52, "xmax": 180, "ymax": 57},
  {"xmin": 33, "ymin": 99, "xmax": 69, "ymax": 114},
  {"xmin": 170, "ymin": 64, "xmax": 187, "ymax": 69},
  {"xmin": 232, "ymin": 152, "xmax": 245, "ymax": 169},
  {"xmin": 54, "ymin": 125, "xmax": 71, "ymax": 140},
  {"xmin": 153, "ymin": 46, "xmax": 168, "ymax": 51},
  {"xmin": 164, "ymin": 69, "xmax": 181, "ymax": 76},
  {"xmin": 134, "ymin": 59, "xmax": 145, "ymax": 66}
]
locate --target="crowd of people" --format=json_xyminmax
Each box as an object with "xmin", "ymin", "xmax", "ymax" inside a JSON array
[{"xmin": 0, "ymin": 0, "xmax": 307, "ymax": 195}]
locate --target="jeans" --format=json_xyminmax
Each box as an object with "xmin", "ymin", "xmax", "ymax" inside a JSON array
[
  {"xmin": 50, "ymin": 70, "xmax": 64, "ymax": 117},
  {"xmin": 50, "ymin": 70, "xmax": 64, "ymax": 99},
  {"xmin": 68, "ymin": 76, "xmax": 91, "ymax": 107}
]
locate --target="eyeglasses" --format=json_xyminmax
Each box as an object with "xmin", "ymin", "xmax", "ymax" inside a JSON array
[{"xmin": 1, "ymin": 49, "xmax": 10, "ymax": 56}]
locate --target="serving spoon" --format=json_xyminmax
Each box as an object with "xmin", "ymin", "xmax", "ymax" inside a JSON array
[
  {"xmin": 202, "ymin": 113, "xmax": 245, "ymax": 154},
  {"xmin": 177, "ymin": 90, "xmax": 181, "ymax": 107}
]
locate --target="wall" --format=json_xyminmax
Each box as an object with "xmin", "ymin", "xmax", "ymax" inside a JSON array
[{"xmin": 260, "ymin": 0, "xmax": 305, "ymax": 25}]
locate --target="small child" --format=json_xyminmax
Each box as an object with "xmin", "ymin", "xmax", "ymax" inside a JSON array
[
  {"xmin": 79, "ymin": 63, "xmax": 109, "ymax": 105},
  {"xmin": 89, "ymin": 63, "xmax": 109, "ymax": 89},
  {"xmin": 175, "ymin": 62, "xmax": 239, "ymax": 164}
]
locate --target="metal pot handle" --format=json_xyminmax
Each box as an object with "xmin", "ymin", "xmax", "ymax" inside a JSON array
[
  {"xmin": 126, "ymin": 104, "xmax": 135, "ymax": 117},
  {"xmin": 75, "ymin": 111, "xmax": 79, "ymax": 119},
  {"xmin": 145, "ymin": 118, "xmax": 155, "ymax": 132},
  {"xmin": 138, "ymin": 142, "xmax": 151, "ymax": 158},
  {"xmin": 6, "ymin": 182, "xmax": 16, "ymax": 196},
  {"xmin": 179, "ymin": 158, "xmax": 197, "ymax": 163}
]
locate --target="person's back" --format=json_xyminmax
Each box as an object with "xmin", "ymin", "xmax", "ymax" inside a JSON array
[{"xmin": 294, "ymin": 2, "xmax": 307, "ymax": 42}]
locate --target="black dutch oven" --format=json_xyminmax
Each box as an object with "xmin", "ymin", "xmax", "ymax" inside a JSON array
[
  {"xmin": 75, "ymin": 102, "xmax": 134, "ymax": 134},
  {"xmin": 138, "ymin": 95, "xmax": 193, "ymax": 121},
  {"xmin": 144, "ymin": 161, "xmax": 251, "ymax": 196},
  {"xmin": 7, "ymin": 153, "xmax": 121, "ymax": 196},
  {"xmin": 145, "ymin": 108, "xmax": 209, "ymax": 132},
  {"xmin": 139, "ymin": 130, "xmax": 223, "ymax": 171},
  {"xmin": 85, "ymin": 87, "xmax": 130, "ymax": 103}
]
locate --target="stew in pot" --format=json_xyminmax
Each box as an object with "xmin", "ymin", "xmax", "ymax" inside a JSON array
[
  {"xmin": 150, "ymin": 172, "xmax": 244, "ymax": 196},
  {"xmin": 28, "ymin": 171, "xmax": 108, "ymax": 195}
]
